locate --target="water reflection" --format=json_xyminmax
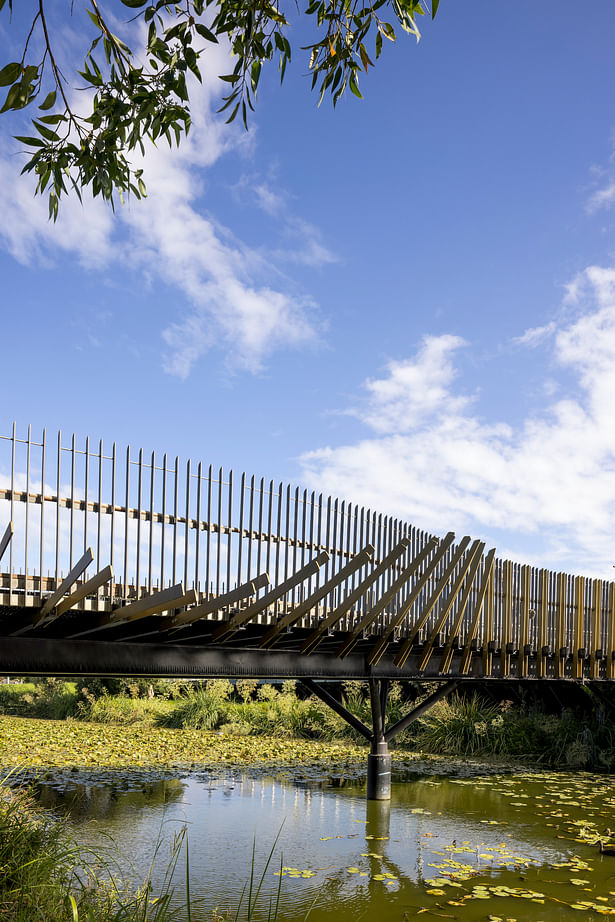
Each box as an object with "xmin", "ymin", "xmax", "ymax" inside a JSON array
[
  {"xmin": 36, "ymin": 776, "xmax": 184, "ymax": 820},
  {"xmin": 31, "ymin": 769, "xmax": 580, "ymax": 921}
]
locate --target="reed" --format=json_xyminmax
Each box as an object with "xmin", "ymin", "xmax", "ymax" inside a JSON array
[{"xmin": 0, "ymin": 778, "xmax": 314, "ymax": 922}]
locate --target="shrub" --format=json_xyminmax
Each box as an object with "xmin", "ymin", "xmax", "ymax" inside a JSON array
[
  {"xmin": 81, "ymin": 695, "xmax": 174, "ymax": 727},
  {"xmin": 160, "ymin": 688, "xmax": 228, "ymax": 730}
]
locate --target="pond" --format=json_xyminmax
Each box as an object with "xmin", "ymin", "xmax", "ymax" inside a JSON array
[{"xmin": 29, "ymin": 764, "xmax": 615, "ymax": 920}]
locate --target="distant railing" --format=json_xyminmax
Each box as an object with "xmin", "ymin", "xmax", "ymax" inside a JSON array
[{"xmin": 1, "ymin": 423, "xmax": 614, "ymax": 675}]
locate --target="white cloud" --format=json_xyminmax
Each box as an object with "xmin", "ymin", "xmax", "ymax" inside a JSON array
[
  {"xmin": 587, "ymin": 181, "xmax": 615, "ymax": 213},
  {"xmin": 512, "ymin": 321, "xmax": 556, "ymax": 347},
  {"xmin": 0, "ymin": 29, "xmax": 324, "ymax": 375},
  {"xmin": 231, "ymin": 174, "xmax": 338, "ymax": 267},
  {"xmin": 356, "ymin": 335, "xmax": 471, "ymax": 434},
  {"xmin": 300, "ymin": 267, "xmax": 615, "ymax": 577}
]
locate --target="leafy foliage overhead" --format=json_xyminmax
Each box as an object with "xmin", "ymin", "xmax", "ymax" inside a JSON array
[{"xmin": 0, "ymin": 0, "xmax": 438, "ymax": 217}]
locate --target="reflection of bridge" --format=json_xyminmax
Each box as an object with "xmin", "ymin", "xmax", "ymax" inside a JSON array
[{"xmin": 1, "ymin": 424, "xmax": 614, "ymax": 798}]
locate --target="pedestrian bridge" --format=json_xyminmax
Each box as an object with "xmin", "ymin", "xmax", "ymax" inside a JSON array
[
  {"xmin": 2, "ymin": 423, "xmax": 613, "ymax": 798},
  {"xmin": 0, "ymin": 423, "xmax": 611, "ymax": 686}
]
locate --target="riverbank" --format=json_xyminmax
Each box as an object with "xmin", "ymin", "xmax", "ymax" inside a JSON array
[
  {"xmin": 0, "ymin": 714, "xmax": 531, "ymax": 784},
  {"xmin": 0, "ymin": 714, "xmax": 368, "ymax": 770},
  {"xmin": 2, "ymin": 677, "xmax": 614, "ymax": 770}
]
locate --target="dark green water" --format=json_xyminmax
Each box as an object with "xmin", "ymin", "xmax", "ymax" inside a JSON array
[{"xmin": 33, "ymin": 765, "xmax": 615, "ymax": 920}]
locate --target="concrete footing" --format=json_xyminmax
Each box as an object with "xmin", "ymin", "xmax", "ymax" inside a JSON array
[{"xmin": 366, "ymin": 740, "xmax": 391, "ymax": 800}]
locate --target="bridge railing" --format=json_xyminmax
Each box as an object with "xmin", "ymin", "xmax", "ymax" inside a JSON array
[{"xmin": 1, "ymin": 424, "xmax": 614, "ymax": 666}]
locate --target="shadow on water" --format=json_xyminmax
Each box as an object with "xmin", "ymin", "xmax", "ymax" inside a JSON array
[{"xmin": 23, "ymin": 766, "xmax": 615, "ymax": 921}]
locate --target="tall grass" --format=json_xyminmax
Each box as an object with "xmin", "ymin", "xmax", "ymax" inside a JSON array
[
  {"xmin": 412, "ymin": 691, "xmax": 615, "ymax": 769},
  {"xmin": 0, "ymin": 773, "xmax": 210, "ymax": 921},
  {"xmin": 0, "ymin": 779, "xmax": 312, "ymax": 922}
]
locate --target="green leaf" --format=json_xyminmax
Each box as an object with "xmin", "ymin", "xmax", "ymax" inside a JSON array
[
  {"xmin": 120, "ymin": 0, "xmax": 149, "ymax": 6},
  {"xmin": 195, "ymin": 23, "xmax": 218, "ymax": 43},
  {"xmin": 33, "ymin": 120, "xmax": 60, "ymax": 142},
  {"xmin": 225, "ymin": 101, "xmax": 240, "ymax": 123},
  {"xmin": 38, "ymin": 113, "xmax": 65, "ymax": 124},
  {"xmin": 432, "ymin": 0, "xmax": 439, "ymax": 18},
  {"xmin": 1, "ymin": 82, "xmax": 28, "ymax": 113},
  {"xmin": 0, "ymin": 62, "xmax": 21, "ymax": 87},
  {"xmin": 48, "ymin": 190, "xmax": 59, "ymax": 222},
  {"xmin": 349, "ymin": 73, "xmax": 362, "ymax": 98},
  {"xmin": 86, "ymin": 8, "xmax": 102, "ymax": 29},
  {"xmin": 14, "ymin": 135, "xmax": 46, "ymax": 147},
  {"xmin": 38, "ymin": 90, "xmax": 57, "ymax": 110}
]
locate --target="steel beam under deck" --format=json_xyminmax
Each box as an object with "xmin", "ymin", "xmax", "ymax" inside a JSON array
[
  {"xmin": 0, "ymin": 635, "xmax": 609, "ymax": 681},
  {"xmin": 0, "ymin": 635, "xmax": 487, "ymax": 679}
]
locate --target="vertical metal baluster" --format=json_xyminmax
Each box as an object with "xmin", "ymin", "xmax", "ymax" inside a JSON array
[
  {"xmin": 344, "ymin": 507, "xmax": 352, "ymax": 622},
  {"xmin": 184, "ymin": 458, "xmax": 191, "ymax": 590},
  {"xmin": 237, "ymin": 472, "xmax": 245, "ymax": 587},
  {"xmin": 97, "ymin": 440, "xmax": 103, "ymax": 576},
  {"xmin": 136, "ymin": 448, "xmax": 142, "ymax": 598},
  {"xmin": 356, "ymin": 507, "xmax": 365, "ymax": 600},
  {"xmin": 70, "ymin": 433, "xmax": 76, "ymax": 570},
  {"xmin": 247, "ymin": 475, "xmax": 254, "ymax": 583},
  {"xmin": 110, "ymin": 442, "xmax": 116, "ymax": 601},
  {"xmin": 332, "ymin": 499, "xmax": 341, "ymax": 608},
  {"xmin": 315, "ymin": 493, "xmax": 323, "ymax": 598},
  {"xmin": 351, "ymin": 504, "xmax": 358, "ymax": 592},
  {"xmin": 148, "ymin": 452, "xmax": 155, "ymax": 594},
  {"xmin": 383, "ymin": 515, "xmax": 392, "ymax": 630},
  {"xmin": 292, "ymin": 486, "xmax": 299, "ymax": 606},
  {"xmin": 39, "ymin": 428, "xmax": 46, "ymax": 600},
  {"xmin": 227, "ymin": 469, "xmax": 233, "ymax": 591},
  {"xmin": 9, "ymin": 422, "xmax": 15, "ymax": 603},
  {"xmin": 307, "ymin": 491, "xmax": 315, "ymax": 602},
  {"xmin": 84, "ymin": 435, "xmax": 89, "ymax": 556},
  {"xmin": 161, "ymin": 455, "xmax": 167, "ymax": 590},
  {"xmin": 376, "ymin": 513, "xmax": 383, "ymax": 622},
  {"xmin": 215, "ymin": 468, "xmax": 222, "ymax": 597},
  {"xmin": 206, "ymin": 464, "xmax": 212, "ymax": 599},
  {"xmin": 275, "ymin": 482, "xmax": 283, "ymax": 604},
  {"xmin": 195, "ymin": 462, "xmax": 202, "ymax": 593},
  {"xmin": 96, "ymin": 439, "xmax": 103, "ymax": 604},
  {"xmin": 172, "ymin": 456, "xmax": 179, "ymax": 587},
  {"xmin": 265, "ymin": 479, "xmax": 274, "ymax": 578},
  {"xmin": 25, "ymin": 424, "xmax": 31, "ymax": 589},
  {"xmin": 123, "ymin": 446, "xmax": 130, "ymax": 599},
  {"xmin": 257, "ymin": 477, "xmax": 265, "ymax": 576},
  {"xmin": 301, "ymin": 488, "xmax": 308, "ymax": 570},
  {"xmin": 284, "ymin": 485, "xmax": 291, "ymax": 585},
  {"xmin": 55, "ymin": 430, "xmax": 61, "ymax": 588},
  {"xmin": 324, "ymin": 496, "xmax": 332, "ymax": 615},
  {"xmin": 337, "ymin": 503, "xmax": 352, "ymax": 605}
]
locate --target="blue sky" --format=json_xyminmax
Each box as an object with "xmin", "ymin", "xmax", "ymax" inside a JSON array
[{"xmin": 2, "ymin": 1, "xmax": 615, "ymax": 576}]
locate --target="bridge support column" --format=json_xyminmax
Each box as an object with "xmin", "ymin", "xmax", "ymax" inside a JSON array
[
  {"xmin": 367, "ymin": 740, "xmax": 391, "ymax": 800},
  {"xmin": 367, "ymin": 679, "xmax": 391, "ymax": 800},
  {"xmin": 302, "ymin": 677, "xmax": 460, "ymax": 802}
]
